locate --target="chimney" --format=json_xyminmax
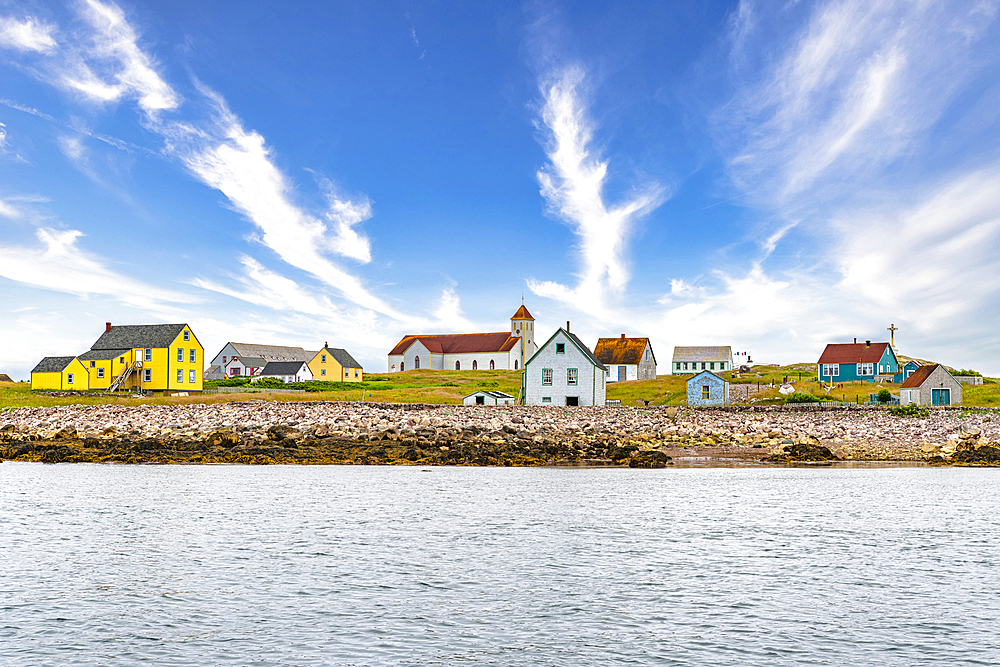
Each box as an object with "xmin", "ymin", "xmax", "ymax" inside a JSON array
[
  {"xmin": 854, "ymin": 337, "xmax": 857, "ymax": 344},
  {"xmin": 865, "ymin": 340, "xmax": 871, "ymax": 347},
  {"xmin": 621, "ymin": 333, "xmax": 625, "ymax": 339},
  {"xmin": 324, "ymin": 341, "xmax": 328, "ymax": 349},
  {"xmin": 106, "ymin": 322, "xmax": 112, "ymax": 332},
  {"xmin": 566, "ymin": 321, "xmax": 570, "ymax": 332}
]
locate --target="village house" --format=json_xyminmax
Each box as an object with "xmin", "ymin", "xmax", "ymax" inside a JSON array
[
  {"xmin": 308, "ymin": 344, "xmax": 364, "ymax": 382},
  {"xmin": 253, "ymin": 361, "xmax": 313, "ymax": 383},
  {"xmin": 524, "ymin": 323, "xmax": 607, "ymax": 406},
  {"xmin": 594, "ymin": 335, "xmax": 657, "ymax": 382},
  {"xmin": 687, "ymin": 370, "xmax": 729, "ymax": 407},
  {"xmin": 30, "ymin": 357, "xmax": 90, "ymax": 391},
  {"xmin": 31, "ymin": 322, "xmax": 204, "ymax": 394},
  {"xmin": 222, "ymin": 356, "xmax": 267, "ymax": 378},
  {"xmin": 388, "ymin": 305, "xmax": 538, "ymax": 372},
  {"xmin": 899, "ymin": 364, "xmax": 962, "ymax": 406},
  {"xmin": 462, "ymin": 390, "xmax": 516, "ymax": 406},
  {"xmin": 817, "ymin": 339, "xmax": 898, "ymax": 384},
  {"xmin": 210, "ymin": 343, "xmax": 317, "ymax": 371},
  {"xmin": 671, "ymin": 346, "xmax": 733, "ymax": 374}
]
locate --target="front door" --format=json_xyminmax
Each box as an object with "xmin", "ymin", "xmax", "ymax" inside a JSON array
[
  {"xmin": 618, "ymin": 366, "xmax": 626, "ymax": 382},
  {"xmin": 932, "ymin": 388, "xmax": 950, "ymax": 405}
]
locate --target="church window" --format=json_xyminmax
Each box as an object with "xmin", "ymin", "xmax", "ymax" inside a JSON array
[
  {"xmin": 472, "ymin": 360, "xmax": 478, "ymax": 370},
  {"xmin": 514, "ymin": 360, "xmax": 518, "ymax": 370},
  {"xmin": 490, "ymin": 360, "xmax": 495, "ymax": 370},
  {"xmin": 455, "ymin": 361, "xmax": 461, "ymax": 370},
  {"xmin": 414, "ymin": 356, "xmax": 420, "ymax": 369}
]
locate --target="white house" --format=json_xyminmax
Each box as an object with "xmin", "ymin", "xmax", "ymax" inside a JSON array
[
  {"xmin": 211, "ymin": 342, "xmax": 317, "ymax": 370},
  {"xmin": 462, "ymin": 390, "xmax": 516, "ymax": 406},
  {"xmin": 594, "ymin": 335, "xmax": 657, "ymax": 382},
  {"xmin": 253, "ymin": 361, "xmax": 313, "ymax": 383},
  {"xmin": 223, "ymin": 356, "xmax": 266, "ymax": 377},
  {"xmin": 387, "ymin": 305, "xmax": 539, "ymax": 372},
  {"xmin": 671, "ymin": 346, "xmax": 733, "ymax": 375},
  {"xmin": 524, "ymin": 323, "xmax": 607, "ymax": 406}
]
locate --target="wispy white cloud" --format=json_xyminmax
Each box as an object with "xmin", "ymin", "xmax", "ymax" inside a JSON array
[
  {"xmin": 0, "ymin": 197, "xmax": 20, "ymax": 219},
  {"xmin": 0, "ymin": 227, "xmax": 192, "ymax": 310},
  {"xmin": 529, "ymin": 66, "xmax": 666, "ymax": 313},
  {"xmin": 0, "ymin": 15, "xmax": 57, "ymax": 53}
]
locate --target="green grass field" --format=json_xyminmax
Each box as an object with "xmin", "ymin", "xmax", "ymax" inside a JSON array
[{"xmin": 2, "ymin": 364, "xmax": 999, "ymax": 410}]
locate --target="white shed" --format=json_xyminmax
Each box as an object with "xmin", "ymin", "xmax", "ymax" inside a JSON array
[{"xmin": 462, "ymin": 390, "xmax": 516, "ymax": 406}]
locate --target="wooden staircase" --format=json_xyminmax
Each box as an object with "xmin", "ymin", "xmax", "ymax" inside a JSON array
[{"xmin": 108, "ymin": 361, "xmax": 140, "ymax": 392}]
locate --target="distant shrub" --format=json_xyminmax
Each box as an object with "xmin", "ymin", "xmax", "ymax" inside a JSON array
[
  {"xmin": 251, "ymin": 377, "xmax": 287, "ymax": 389},
  {"xmin": 784, "ymin": 392, "xmax": 821, "ymax": 404},
  {"xmin": 205, "ymin": 377, "xmax": 251, "ymax": 387},
  {"xmin": 877, "ymin": 388, "xmax": 892, "ymax": 404},
  {"xmin": 440, "ymin": 382, "xmax": 459, "ymax": 387},
  {"xmin": 954, "ymin": 369, "xmax": 982, "ymax": 376},
  {"xmin": 476, "ymin": 380, "xmax": 499, "ymax": 387},
  {"xmin": 891, "ymin": 404, "xmax": 928, "ymax": 418}
]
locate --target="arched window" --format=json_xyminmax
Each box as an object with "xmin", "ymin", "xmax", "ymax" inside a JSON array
[
  {"xmin": 489, "ymin": 359, "xmax": 495, "ymax": 370},
  {"xmin": 514, "ymin": 360, "xmax": 518, "ymax": 370},
  {"xmin": 400, "ymin": 362, "xmax": 404, "ymax": 371},
  {"xmin": 455, "ymin": 361, "xmax": 461, "ymax": 370},
  {"xmin": 414, "ymin": 355, "xmax": 420, "ymax": 369},
  {"xmin": 472, "ymin": 360, "xmax": 477, "ymax": 370}
]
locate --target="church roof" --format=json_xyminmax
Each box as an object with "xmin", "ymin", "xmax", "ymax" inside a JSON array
[
  {"xmin": 510, "ymin": 305, "xmax": 534, "ymax": 320},
  {"xmin": 389, "ymin": 332, "xmax": 520, "ymax": 356}
]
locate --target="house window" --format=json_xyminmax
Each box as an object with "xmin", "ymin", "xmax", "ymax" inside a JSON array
[
  {"xmin": 177, "ymin": 348, "xmax": 184, "ymax": 362},
  {"xmin": 97, "ymin": 368, "xmax": 105, "ymax": 379},
  {"xmin": 90, "ymin": 360, "xmax": 95, "ymax": 367},
  {"xmin": 490, "ymin": 360, "xmax": 495, "ymax": 370},
  {"xmin": 120, "ymin": 357, "xmax": 125, "ymax": 364},
  {"xmin": 542, "ymin": 397, "xmax": 551, "ymax": 403},
  {"xmin": 709, "ymin": 362, "xmax": 715, "ymax": 370},
  {"xmin": 701, "ymin": 385, "xmax": 711, "ymax": 400},
  {"xmin": 702, "ymin": 362, "xmax": 707, "ymax": 370},
  {"xmin": 355, "ymin": 370, "xmax": 359, "ymax": 378},
  {"xmin": 456, "ymin": 361, "xmax": 461, "ymax": 370},
  {"xmin": 472, "ymin": 360, "xmax": 478, "ymax": 370},
  {"xmin": 857, "ymin": 363, "xmax": 874, "ymax": 376},
  {"xmin": 322, "ymin": 354, "xmax": 327, "ymax": 363},
  {"xmin": 321, "ymin": 369, "xmax": 326, "ymax": 376},
  {"xmin": 190, "ymin": 370, "xmax": 196, "ymax": 383},
  {"xmin": 145, "ymin": 349, "xmax": 151, "ymax": 361},
  {"xmin": 67, "ymin": 373, "xmax": 74, "ymax": 384},
  {"xmin": 542, "ymin": 368, "xmax": 553, "ymax": 385},
  {"xmin": 556, "ymin": 343, "xmax": 565, "ymax": 354},
  {"xmin": 822, "ymin": 364, "xmax": 839, "ymax": 377},
  {"xmin": 223, "ymin": 356, "xmax": 227, "ymax": 364},
  {"xmin": 414, "ymin": 356, "xmax": 420, "ymax": 369},
  {"xmin": 190, "ymin": 349, "xmax": 196, "ymax": 363},
  {"xmin": 144, "ymin": 369, "xmax": 151, "ymax": 382},
  {"xmin": 177, "ymin": 369, "xmax": 184, "ymax": 382},
  {"xmin": 567, "ymin": 368, "xmax": 578, "ymax": 385},
  {"xmin": 183, "ymin": 331, "xmax": 190, "ymax": 341}
]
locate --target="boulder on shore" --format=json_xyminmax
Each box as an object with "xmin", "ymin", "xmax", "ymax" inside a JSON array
[{"xmin": 763, "ymin": 442, "xmax": 839, "ymax": 463}]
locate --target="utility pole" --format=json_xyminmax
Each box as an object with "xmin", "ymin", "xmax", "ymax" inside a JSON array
[{"xmin": 887, "ymin": 323, "xmax": 898, "ymax": 347}]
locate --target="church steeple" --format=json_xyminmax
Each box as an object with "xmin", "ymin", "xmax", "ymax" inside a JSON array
[{"xmin": 510, "ymin": 304, "xmax": 536, "ymax": 370}]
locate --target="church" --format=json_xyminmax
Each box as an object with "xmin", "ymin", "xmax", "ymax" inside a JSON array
[{"xmin": 388, "ymin": 306, "xmax": 538, "ymax": 372}]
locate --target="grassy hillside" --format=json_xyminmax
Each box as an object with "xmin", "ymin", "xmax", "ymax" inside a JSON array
[{"xmin": 3, "ymin": 364, "xmax": 999, "ymax": 410}]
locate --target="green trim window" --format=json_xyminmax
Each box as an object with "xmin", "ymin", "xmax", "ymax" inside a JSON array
[
  {"xmin": 556, "ymin": 343, "xmax": 565, "ymax": 354},
  {"xmin": 567, "ymin": 368, "xmax": 578, "ymax": 385},
  {"xmin": 542, "ymin": 397, "xmax": 551, "ymax": 403}
]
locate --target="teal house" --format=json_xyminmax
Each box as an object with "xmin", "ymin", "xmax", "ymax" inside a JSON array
[
  {"xmin": 894, "ymin": 360, "xmax": 922, "ymax": 383},
  {"xmin": 817, "ymin": 341, "xmax": 898, "ymax": 383},
  {"xmin": 687, "ymin": 370, "xmax": 729, "ymax": 407}
]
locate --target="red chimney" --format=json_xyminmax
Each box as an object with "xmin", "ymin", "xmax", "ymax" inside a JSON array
[
  {"xmin": 324, "ymin": 341, "xmax": 328, "ymax": 349},
  {"xmin": 106, "ymin": 322, "xmax": 112, "ymax": 332},
  {"xmin": 621, "ymin": 333, "xmax": 625, "ymax": 339},
  {"xmin": 854, "ymin": 337, "xmax": 857, "ymax": 344}
]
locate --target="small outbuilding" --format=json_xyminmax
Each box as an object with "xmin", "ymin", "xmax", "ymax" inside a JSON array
[
  {"xmin": 899, "ymin": 364, "xmax": 962, "ymax": 406},
  {"xmin": 204, "ymin": 365, "xmax": 224, "ymax": 381},
  {"xmin": 462, "ymin": 390, "xmax": 516, "ymax": 406},
  {"xmin": 686, "ymin": 370, "xmax": 729, "ymax": 407},
  {"xmin": 594, "ymin": 334, "xmax": 657, "ymax": 382},
  {"xmin": 253, "ymin": 361, "xmax": 313, "ymax": 383},
  {"xmin": 30, "ymin": 356, "xmax": 90, "ymax": 391}
]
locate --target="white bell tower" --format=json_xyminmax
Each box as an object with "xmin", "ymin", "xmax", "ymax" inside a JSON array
[{"xmin": 510, "ymin": 302, "xmax": 536, "ymax": 370}]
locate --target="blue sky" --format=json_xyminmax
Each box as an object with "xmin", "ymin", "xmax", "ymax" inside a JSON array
[{"xmin": 1, "ymin": 0, "xmax": 999, "ymax": 379}]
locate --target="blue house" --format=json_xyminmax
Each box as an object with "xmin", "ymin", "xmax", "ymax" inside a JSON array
[
  {"xmin": 817, "ymin": 341, "xmax": 898, "ymax": 383},
  {"xmin": 686, "ymin": 370, "xmax": 729, "ymax": 407},
  {"xmin": 894, "ymin": 360, "xmax": 922, "ymax": 384}
]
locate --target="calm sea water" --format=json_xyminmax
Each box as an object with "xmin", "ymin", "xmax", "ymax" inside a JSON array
[{"xmin": 1, "ymin": 463, "xmax": 998, "ymax": 666}]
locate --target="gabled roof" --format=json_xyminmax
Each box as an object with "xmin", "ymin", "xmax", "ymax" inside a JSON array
[
  {"xmin": 672, "ymin": 346, "xmax": 732, "ymax": 363},
  {"xmin": 232, "ymin": 356, "xmax": 266, "ymax": 367},
  {"xmin": 31, "ymin": 356, "xmax": 77, "ymax": 373},
  {"xmin": 322, "ymin": 347, "xmax": 363, "ymax": 369},
  {"xmin": 226, "ymin": 342, "xmax": 313, "ymax": 361},
  {"xmin": 78, "ymin": 348, "xmax": 129, "ymax": 361},
  {"xmin": 91, "ymin": 324, "xmax": 189, "ymax": 350},
  {"xmin": 510, "ymin": 305, "xmax": 534, "ymax": 320},
  {"xmin": 388, "ymin": 332, "xmax": 519, "ymax": 356},
  {"xmin": 464, "ymin": 390, "xmax": 515, "ymax": 399},
  {"xmin": 594, "ymin": 337, "xmax": 654, "ymax": 366},
  {"xmin": 818, "ymin": 342, "xmax": 891, "ymax": 364},
  {"xmin": 687, "ymin": 369, "xmax": 727, "ymax": 383},
  {"xmin": 900, "ymin": 364, "xmax": 950, "ymax": 388},
  {"xmin": 260, "ymin": 361, "xmax": 308, "ymax": 375},
  {"xmin": 205, "ymin": 365, "xmax": 221, "ymax": 373},
  {"xmin": 0, "ymin": 374, "xmax": 13, "ymax": 383},
  {"xmin": 527, "ymin": 328, "xmax": 607, "ymax": 371}
]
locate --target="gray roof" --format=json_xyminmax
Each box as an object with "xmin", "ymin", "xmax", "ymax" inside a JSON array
[
  {"xmin": 686, "ymin": 370, "xmax": 727, "ymax": 383},
  {"xmin": 233, "ymin": 356, "xmax": 267, "ymax": 367},
  {"xmin": 672, "ymin": 346, "xmax": 732, "ymax": 363},
  {"xmin": 325, "ymin": 347, "xmax": 362, "ymax": 369},
  {"xmin": 464, "ymin": 390, "xmax": 515, "ymax": 399},
  {"xmin": 227, "ymin": 342, "xmax": 313, "ymax": 361},
  {"xmin": 78, "ymin": 348, "xmax": 129, "ymax": 361},
  {"xmin": 260, "ymin": 361, "xmax": 308, "ymax": 375},
  {"xmin": 91, "ymin": 324, "xmax": 188, "ymax": 350},
  {"xmin": 205, "ymin": 365, "xmax": 221, "ymax": 373},
  {"xmin": 566, "ymin": 331, "xmax": 607, "ymax": 371},
  {"xmin": 31, "ymin": 356, "xmax": 76, "ymax": 373}
]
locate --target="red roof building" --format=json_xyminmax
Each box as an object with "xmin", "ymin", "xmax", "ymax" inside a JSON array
[{"xmin": 817, "ymin": 341, "xmax": 899, "ymax": 382}]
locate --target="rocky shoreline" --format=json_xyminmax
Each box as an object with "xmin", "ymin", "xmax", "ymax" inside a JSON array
[{"xmin": 2, "ymin": 402, "xmax": 999, "ymax": 466}]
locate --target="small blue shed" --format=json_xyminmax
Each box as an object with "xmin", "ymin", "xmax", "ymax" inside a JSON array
[
  {"xmin": 687, "ymin": 370, "xmax": 729, "ymax": 407},
  {"xmin": 894, "ymin": 360, "xmax": 921, "ymax": 383}
]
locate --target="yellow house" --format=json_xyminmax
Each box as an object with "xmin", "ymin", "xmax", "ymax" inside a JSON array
[
  {"xmin": 84, "ymin": 323, "xmax": 205, "ymax": 394},
  {"xmin": 30, "ymin": 356, "xmax": 91, "ymax": 391},
  {"xmin": 307, "ymin": 343, "xmax": 364, "ymax": 382}
]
